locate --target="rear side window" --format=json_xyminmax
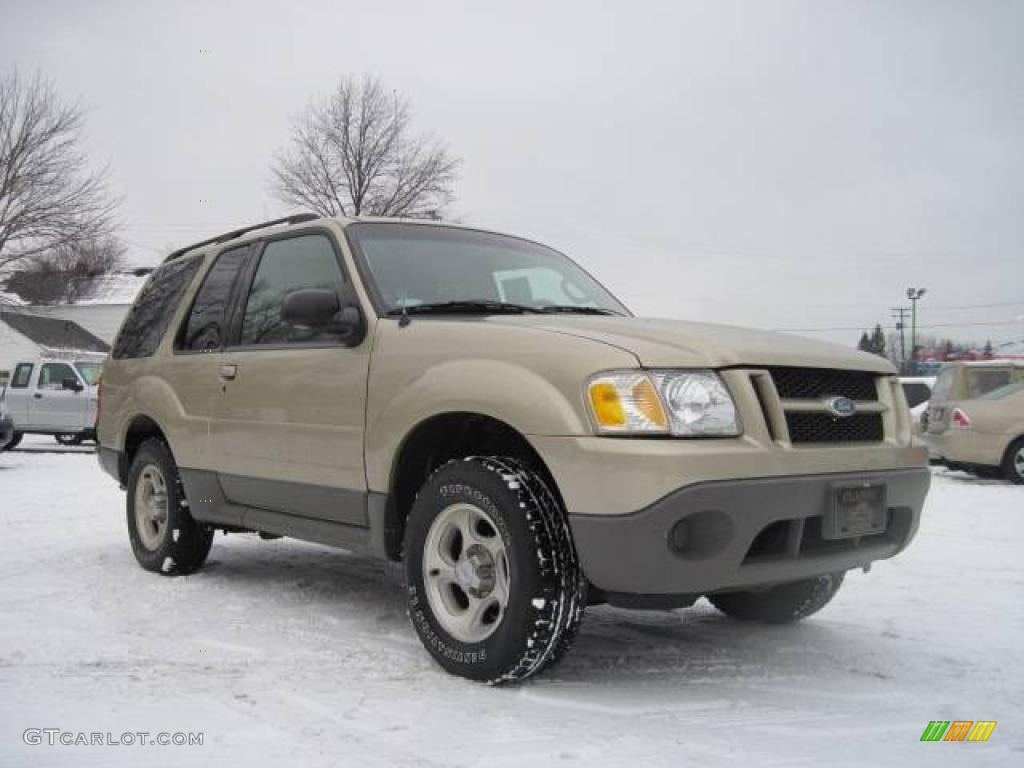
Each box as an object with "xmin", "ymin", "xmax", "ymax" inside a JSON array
[
  {"xmin": 178, "ymin": 246, "xmax": 249, "ymax": 351},
  {"xmin": 113, "ymin": 256, "xmax": 202, "ymax": 359},
  {"xmin": 901, "ymin": 382, "xmax": 931, "ymax": 409},
  {"xmin": 11, "ymin": 364, "xmax": 33, "ymax": 388},
  {"xmin": 38, "ymin": 362, "xmax": 77, "ymax": 389},
  {"xmin": 240, "ymin": 235, "xmax": 347, "ymax": 346},
  {"xmin": 967, "ymin": 369, "xmax": 1011, "ymax": 399}
]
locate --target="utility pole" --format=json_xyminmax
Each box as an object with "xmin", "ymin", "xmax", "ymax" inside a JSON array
[
  {"xmin": 891, "ymin": 307, "xmax": 910, "ymax": 371},
  {"xmin": 906, "ymin": 288, "xmax": 927, "ymax": 373}
]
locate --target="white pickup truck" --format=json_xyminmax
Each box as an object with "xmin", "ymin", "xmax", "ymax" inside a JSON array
[{"xmin": 0, "ymin": 357, "xmax": 103, "ymax": 448}]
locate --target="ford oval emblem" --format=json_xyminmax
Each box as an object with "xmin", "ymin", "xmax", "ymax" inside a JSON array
[{"xmin": 825, "ymin": 396, "xmax": 857, "ymax": 419}]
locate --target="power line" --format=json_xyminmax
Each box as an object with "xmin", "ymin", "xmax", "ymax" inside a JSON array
[
  {"xmin": 771, "ymin": 319, "xmax": 1022, "ymax": 333},
  {"xmin": 921, "ymin": 301, "xmax": 1024, "ymax": 311}
]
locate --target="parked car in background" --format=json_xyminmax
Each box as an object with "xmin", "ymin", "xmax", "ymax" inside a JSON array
[
  {"xmin": 898, "ymin": 376, "xmax": 935, "ymax": 441},
  {"xmin": 1, "ymin": 357, "xmax": 103, "ymax": 448},
  {"xmin": 921, "ymin": 361, "xmax": 1024, "ymax": 482}
]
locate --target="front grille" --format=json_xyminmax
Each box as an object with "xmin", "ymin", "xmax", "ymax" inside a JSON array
[
  {"xmin": 768, "ymin": 367, "xmax": 878, "ymax": 401},
  {"xmin": 785, "ymin": 412, "xmax": 884, "ymax": 443}
]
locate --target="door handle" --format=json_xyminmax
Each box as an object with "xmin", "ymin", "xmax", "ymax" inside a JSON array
[
  {"xmin": 219, "ymin": 364, "xmax": 238, "ymax": 381},
  {"xmin": 33, "ymin": 393, "xmax": 43, "ymax": 399}
]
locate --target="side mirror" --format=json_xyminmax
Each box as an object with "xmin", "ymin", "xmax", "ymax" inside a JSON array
[
  {"xmin": 281, "ymin": 289, "xmax": 365, "ymax": 344},
  {"xmin": 281, "ymin": 289, "xmax": 341, "ymax": 327},
  {"xmin": 62, "ymin": 378, "xmax": 84, "ymax": 393}
]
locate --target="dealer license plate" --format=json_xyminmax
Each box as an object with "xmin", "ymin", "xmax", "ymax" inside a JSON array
[{"xmin": 825, "ymin": 484, "xmax": 887, "ymax": 540}]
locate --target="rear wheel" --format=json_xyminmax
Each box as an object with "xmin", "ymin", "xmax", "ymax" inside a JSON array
[
  {"xmin": 1002, "ymin": 438, "xmax": 1024, "ymax": 485},
  {"xmin": 404, "ymin": 456, "xmax": 586, "ymax": 683},
  {"xmin": 708, "ymin": 572, "xmax": 845, "ymax": 624},
  {"xmin": 55, "ymin": 433, "xmax": 84, "ymax": 446},
  {"xmin": 126, "ymin": 439, "xmax": 213, "ymax": 575},
  {"xmin": 2, "ymin": 432, "xmax": 22, "ymax": 451}
]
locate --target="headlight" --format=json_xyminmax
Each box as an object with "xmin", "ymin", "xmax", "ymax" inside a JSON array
[{"xmin": 587, "ymin": 370, "xmax": 741, "ymax": 436}]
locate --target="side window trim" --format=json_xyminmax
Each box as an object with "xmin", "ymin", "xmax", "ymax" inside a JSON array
[
  {"xmin": 225, "ymin": 227, "xmax": 363, "ymax": 351},
  {"xmin": 224, "ymin": 240, "xmax": 264, "ymax": 349}
]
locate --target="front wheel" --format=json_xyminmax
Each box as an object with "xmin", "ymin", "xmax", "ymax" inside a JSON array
[
  {"xmin": 708, "ymin": 572, "xmax": 845, "ymax": 624},
  {"xmin": 126, "ymin": 439, "xmax": 213, "ymax": 575},
  {"xmin": 2, "ymin": 432, "xmax": 23, "ymax": 451},
  {"xmin": 55, "ymin": 433, "xmax": 84, "ymax": 446},
  {"xmin": 1002, "ymin": 438, "xmax": 1024, "ymax": 485},
  {"xmin": 404, "ymin": 456, "xmax": 586, "ymax": 683}
]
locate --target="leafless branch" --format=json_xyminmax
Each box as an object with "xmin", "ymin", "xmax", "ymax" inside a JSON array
[
  {"xmin": 270, "ymin": 75, "xmax": 459, "ymax": 218},
  {"xmin": 0, "ymin": 69, "xmax": 119, "ymax": 273}
]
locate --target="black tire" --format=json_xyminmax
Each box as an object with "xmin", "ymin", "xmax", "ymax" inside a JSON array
[
  {"xmin": 55, "ymin": 433, "xmax": 84, "ymax": 446},
  {"xmin": 2, "ymin": 432, "xmax": 22, "ymax": 451},
  {"xmin": 1002, "ymin": 437, "xmax": 1024, "ymax": 485},
  {"xmin": 708, "ymin": 572, "xmax": 845, "ymax": 624},
  {"xmin": 126, "ymin": 438, "xmax": 213, "ymax": 575},
  {"xmin": 404, "ymin": 456, "xmax": 586, "ymax": 684}
]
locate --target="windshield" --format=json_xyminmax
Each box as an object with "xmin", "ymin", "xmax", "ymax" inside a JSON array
[
  {"xmin": 75, "ymin": 362, "xmax": 103, "ymax": 385},
  {"xmin": 347, "ymin": 223, "xmax": 629, "ymax": 316}
]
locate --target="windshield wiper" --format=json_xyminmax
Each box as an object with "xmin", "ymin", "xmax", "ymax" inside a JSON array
[
  {"xmin": 385, "ymin": 300, "xmax": 545, "ymax": 320},
  {"xmin": 538, "ymin": 305, "xmax": 621, "ymax": 316}
]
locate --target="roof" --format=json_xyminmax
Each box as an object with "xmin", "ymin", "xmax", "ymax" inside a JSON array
[
  {"xmin": 0, "ymin": 311, "xmax": 110, "ymax": 354},
  {"xmin": 72, "ymin": 271, "xmax": 149, "ymax": 305},
  {"xmin": 940, "ymin": 359, "xmax": 1024, "ymax": 369},
  {"xmin": 164, "ymin": 213, "xmax": 526, "ymax": 264}
]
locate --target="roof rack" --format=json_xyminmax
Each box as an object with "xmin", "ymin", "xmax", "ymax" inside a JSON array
[{"xmin": 163, "ymin": 213, "xmax": 320, "ymax": 263}]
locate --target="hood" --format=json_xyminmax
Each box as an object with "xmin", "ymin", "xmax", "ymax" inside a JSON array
[{"xmin": 492, "ymin": 315, "xmax": 895, "ymax": 372}]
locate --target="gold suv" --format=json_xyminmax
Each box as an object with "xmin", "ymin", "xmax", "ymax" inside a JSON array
[{"xmin": 97, "ymin": 214, "xmax": 930, "ymax": 682}]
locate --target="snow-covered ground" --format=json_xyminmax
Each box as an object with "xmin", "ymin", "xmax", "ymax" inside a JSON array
[{"xmin": 1, "ymin": 436, "xmax": 1021, "ymax": 766}]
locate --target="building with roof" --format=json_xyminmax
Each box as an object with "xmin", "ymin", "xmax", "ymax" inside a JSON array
[{"xmin": 0, "ymin": 312, "xmax": 110, "ymax": 384}]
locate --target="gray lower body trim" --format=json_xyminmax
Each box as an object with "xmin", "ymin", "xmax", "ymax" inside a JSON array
[
  {"xmin": 569, "ymin": 468, "xmax": 930, "ymax": 596},
  {"xmin": 179, "ymin": 468, "xmax": 389, "ymax": 558},
  {"xmin": 97, "ymin": 446, "xmax": 122, "ymax": 484},
  {"xmin": 218, "ymin": 473, "xmax": 367, "ymax": 527}
]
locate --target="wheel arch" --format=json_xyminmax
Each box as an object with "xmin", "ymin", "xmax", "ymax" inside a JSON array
[
  {"xmin": 382, "ymin": 411, "xmax": 562, "ymax": 561},
  {"xmin": 119, "ymin": 414, "xmax": 172, "ymax": 484}
]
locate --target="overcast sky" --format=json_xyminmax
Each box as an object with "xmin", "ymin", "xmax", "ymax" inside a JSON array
[{"xmin": 2, "ymin": 0, "xmax": 1022, "ymax": 348}]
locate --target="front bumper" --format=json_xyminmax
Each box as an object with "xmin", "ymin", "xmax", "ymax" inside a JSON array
[{"xmin": 568, "ymin": 467, "xmax": 930, "ymax": 595}]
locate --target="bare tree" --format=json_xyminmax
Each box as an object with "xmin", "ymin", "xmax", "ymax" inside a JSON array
[
  {"xmin": 0, "ymin": 70, "xmax": 118, "ymax": 278},
  {"xmin": 4, "ymin": 235, "xmax": 125, "ymax": 304},
  {"xmin": 271, "ymin": 76, "xmax": 459, "ymax": 218}
]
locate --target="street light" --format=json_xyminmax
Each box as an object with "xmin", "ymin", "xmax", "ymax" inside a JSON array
[{"xmin": 907, "ymin": 288, "xmax": 927, "ymax": 371}]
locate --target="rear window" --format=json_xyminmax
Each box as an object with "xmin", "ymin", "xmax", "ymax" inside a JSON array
[
  {"xmin": 113, "ymin": 256, "xmax": 202, "ymax": 359},
  {"xmin": 967, "ymin": 369, "xmax": 1011, "ymax": 399}
]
